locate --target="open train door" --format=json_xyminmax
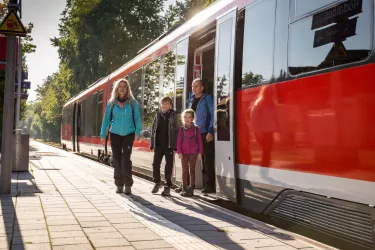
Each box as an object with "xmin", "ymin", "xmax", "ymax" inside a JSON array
[
  {"xmin": 213, "ymin": 7, "xmax": 237, "ymax": 202},
  {"xmin": 72, "ymin": 103, "xmax": 77, "ymax": 152},
  {"xmin": 75, "ymin": 102, "xmax": 81, "ymax": 153}
]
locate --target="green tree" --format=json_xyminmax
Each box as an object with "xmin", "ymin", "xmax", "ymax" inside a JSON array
[
  {"xmin": 242, "ymin": 72, "xmax": 264, "ymax": 87},
  {"xmin": 52, "ymin": 0, "xmax": 166, "ymax": 94},
  {"xmin": 165, "ymin": 0, "xmax": 216, "ymax": 29},
  {"xmin": 21, "ymin": 66, "xmax": 71, "ymax": 142}
]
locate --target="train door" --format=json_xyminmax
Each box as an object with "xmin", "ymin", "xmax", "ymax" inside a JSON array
[
  {"xmin": 173, "ymin": 36, "xmax": 190, "ymax": 186},
  {"xmin": 72, "ymin": 103, "xmax": 76, "ymax": 151},
  {"xmin": 213, "ymin": 8, "xmax": 237, "ymax": 202},
  {"xmin": 75, "ymin": 102, "xmax": 81, "ymax": 153}
]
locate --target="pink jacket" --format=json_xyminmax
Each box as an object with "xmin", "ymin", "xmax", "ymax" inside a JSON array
[{"xmin": 177, "ymin": 125, "xmax": 203, "ymax": 155}]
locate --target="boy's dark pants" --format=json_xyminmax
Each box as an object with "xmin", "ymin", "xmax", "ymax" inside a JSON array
[
  {"xmin": 152, "ymin": 145, "xmax": 174, "ymax": 187},
  {"xmin": 110, "ymin": 132, "xmax": 134, "ymax": 188}
]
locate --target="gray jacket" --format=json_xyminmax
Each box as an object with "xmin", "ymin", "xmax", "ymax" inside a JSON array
[{"xmin": 150, "ymin": 109, "xmax": 179, "ymax": 150}]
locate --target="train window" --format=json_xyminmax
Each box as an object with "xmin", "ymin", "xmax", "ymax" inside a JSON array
[
  {"xmin": 241, "ymin": 0, "xmax": 276, "ymax": 88},
  {"xmin": 289, "ymin": 0, "xmax": 372, "ymax": 75},
  {"xmin": 295, "ymin": 0, "xmax": 337, "ymax": 18},
  {"xmin": 96, "ymin": 91, "xmax": 103, "ymax": 137},
  {"xmin": 144, "ymin": 58, "xmax": 161, "ymax": 136},
  {"xmin": 162, "ymin": 51, "xmax": 175, "ymax": 99},
  {"xmin": 85, "ymin": 93, "xmax": 96, "ymax": 137},
  {"xmin": 175, "ymin": 39, "xmax": 188, "ymax": 113},
  {"xmin": 216, "ymin": 19, "xmax": 233, "ymax": 141}
]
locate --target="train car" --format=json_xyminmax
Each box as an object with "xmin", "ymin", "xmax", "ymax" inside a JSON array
[{"xmin": 62, "ymin": 0, "xmax": 375, "ymax": 249}]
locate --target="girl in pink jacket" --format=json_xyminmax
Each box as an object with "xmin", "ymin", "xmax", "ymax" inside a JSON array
[{"xmin": 177, "ymin": 109, "xmax": 203, "ymax": 197}]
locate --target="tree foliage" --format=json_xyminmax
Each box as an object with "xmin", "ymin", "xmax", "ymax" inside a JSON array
[
  {"xmin": 165, "ymin": 0, "xmax": 216, "ymax": 29},
  {"xmin": 20, "ymin": 65, "xmax": 72, "ymax": 142},
  {"xmin": 51, "ymin": 0, "xmax": 166, "ymax": 93}
]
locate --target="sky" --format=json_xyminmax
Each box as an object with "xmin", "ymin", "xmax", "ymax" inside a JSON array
[
  {"xmin": 22, "ymin": 0, "xmax": 66, "ymax": 101},
  {"xmin": 21, "ymin": 0, "xmax": 177, "ymax": 102}
]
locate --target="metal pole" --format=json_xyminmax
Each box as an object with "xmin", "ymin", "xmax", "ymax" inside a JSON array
[
  {"xmin": 16, "ymin": 41, "xmax": 21, "ymax": 129},
  {"xmin": 0, "ymin": 35, "xmax": 16, "ymax": 194},
  {"xmin": 0, "ymin": 0, "xmax": 19, "ymax": 194}
]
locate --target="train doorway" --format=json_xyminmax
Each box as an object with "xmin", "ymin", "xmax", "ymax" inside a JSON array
[{"xmin": 189, "ymin": 25, "xmax": 216, "ymax": 191}]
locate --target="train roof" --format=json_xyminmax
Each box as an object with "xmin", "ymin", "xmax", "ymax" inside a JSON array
[{"xmin": 64, "ymin": 0, "xmax": 249, "ymax": 108}]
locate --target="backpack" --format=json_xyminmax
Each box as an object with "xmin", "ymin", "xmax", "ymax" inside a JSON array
[
  {"xmin": 180, "ymin": 125, "xmax": 198, "ymax": 144},
  {"xmin": 104, "ymin": 101, "xmax": 136, "ymax": 155}
]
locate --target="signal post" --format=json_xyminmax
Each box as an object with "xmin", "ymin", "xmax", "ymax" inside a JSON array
[{"xmin": 0, "ymin": 0, "xmax": 27, "ymax": 193}]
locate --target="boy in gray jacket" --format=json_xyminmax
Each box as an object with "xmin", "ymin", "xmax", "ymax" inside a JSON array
[{"xmin": 150, "ymin": 96, "xmax": 179, "ymax": 196}]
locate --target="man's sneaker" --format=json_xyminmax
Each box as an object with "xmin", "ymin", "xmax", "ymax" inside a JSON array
[
  {"xmin": 202, "ymin": 187, "xmax": 215, "ymax": 194},
  {"xmin": 175, "ymin": 185, "xmax": 183, "ymax": 193},
  {"xmin": 116, "ymin": 186, "xmax": 123, "ymax": 193},
  {"xmin": 124, "ymin": 186, "xmax": 132, "ymax": 195},
  {"xmin": 151, "ymin": 184, "xmax": 161, "ymax": 194},
  {"xmin": 161, "ymin": 186, "xmax": 171, "ymax": 196}
]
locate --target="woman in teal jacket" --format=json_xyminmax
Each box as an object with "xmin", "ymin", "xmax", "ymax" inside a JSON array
[{"xmin": 100, "ymin": 79, "xmax": 142, "ymax": 195}]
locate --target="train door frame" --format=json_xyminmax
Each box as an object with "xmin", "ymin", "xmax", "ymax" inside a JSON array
[
  {"xmin": 213, "ymin": 7, "xmax": 238, "ymax": 202},
  {"xmin": 75, "ymin": 102, "xmax": 80, "ymax": 153},
  {"xmin": 72, "ymin": 103, "xmax": 76, "ymax": 152}
]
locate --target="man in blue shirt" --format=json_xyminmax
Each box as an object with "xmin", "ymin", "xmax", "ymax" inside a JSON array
[{"xmin": 187, "ymin": 79, "xmax": 215, "ymax": 194}]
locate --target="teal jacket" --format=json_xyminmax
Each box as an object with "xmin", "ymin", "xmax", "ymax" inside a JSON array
[{"xmin": 100, "ymin": 100, "xmax": 142, "ymax": 138}]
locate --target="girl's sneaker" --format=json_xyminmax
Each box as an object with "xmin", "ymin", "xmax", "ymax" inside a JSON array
[
  {"xmin": 181, "ymin": 186, "xmax": 194, "ymax": 197},
  {"xmin": 186, "ymin": 187, "xmax": 194, "ymax": 197},
  {"xmin": 175, "ymin": 185, "xmax": 183, "ymax": 193},
  {"xmin": 180, "ymin": 185, "xmax": 188, "ymax": 197}
]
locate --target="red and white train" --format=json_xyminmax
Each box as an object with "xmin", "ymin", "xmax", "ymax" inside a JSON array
[{"xmin": 62, "ymin": 0, "xmax": 375, "ymax": 249}]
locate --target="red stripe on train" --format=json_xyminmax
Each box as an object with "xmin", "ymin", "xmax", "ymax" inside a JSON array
[
  {"xmin": 77, "ymin": 136, "xmax": 152, "ymax": 152},
  {"xmin": 236, "ymin": 63, "xmax": 375, "ymax": 182}
]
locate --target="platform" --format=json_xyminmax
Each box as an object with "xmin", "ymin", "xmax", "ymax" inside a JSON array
[{"xmin": 0, "ymin": 141, "xmax": 336, "ymax": 250}]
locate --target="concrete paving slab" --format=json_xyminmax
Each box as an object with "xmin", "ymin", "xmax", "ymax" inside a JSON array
[{"xmin": 1, "ymin": 141, "xmax": 335, "ymax": 250}]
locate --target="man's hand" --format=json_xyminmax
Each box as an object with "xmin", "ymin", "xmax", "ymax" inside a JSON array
[
  {"xmin": 206, "ymin": 133, "xmax": 213, "ymax": 142},
  {"xmin": 101, "ymin": 138, "xmax": 105, "ymax": 144},
  {"xmin": 178, "ymin": 154, "xmax": 183, "ymax": 159},
  {"xmin": 135, "ymin": 135, "xmax": 140, "ymax": 141}
]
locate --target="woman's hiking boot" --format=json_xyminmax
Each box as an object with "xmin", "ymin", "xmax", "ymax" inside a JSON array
[
  {"xmin": 161, "ymin": 186, "xmax": 171, "ymax": 196},
  {"xmin": 151, "ymin": 184, "xmax": 161, "ymax": 194}
]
